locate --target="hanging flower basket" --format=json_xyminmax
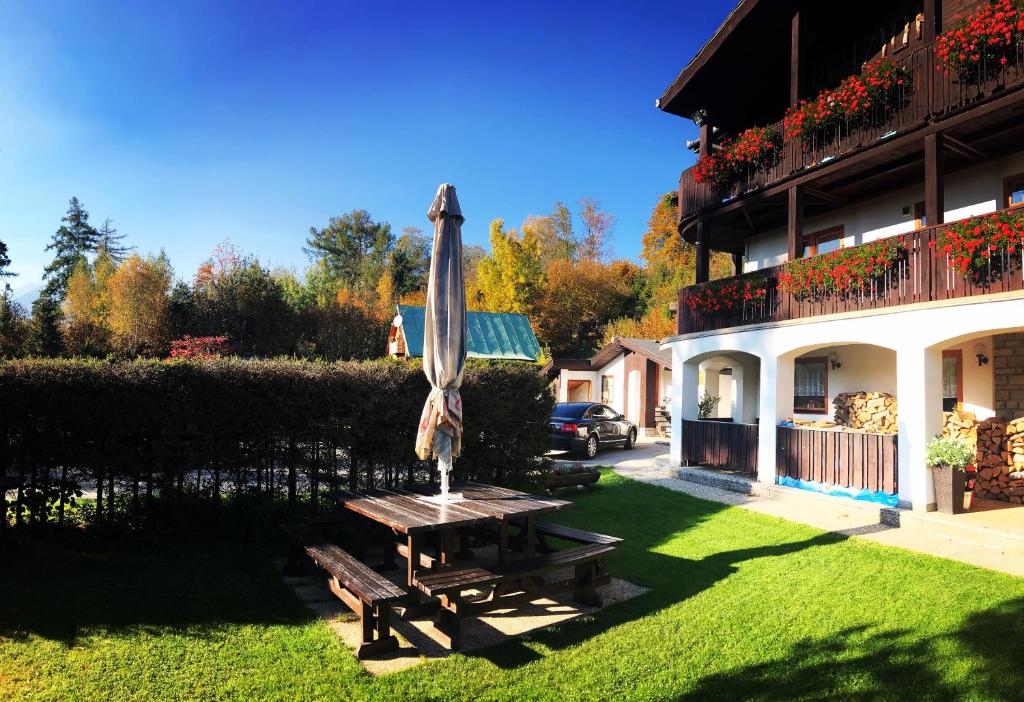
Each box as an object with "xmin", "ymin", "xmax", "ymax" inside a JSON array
[
  {"xmin": 778, "ymin": 238, "xmax": 907, "ymax": 300},
  {"xmin": 683, "ymin": 276, "xmax": 770, "ymax": 315},
  {"xmin": 692, "ymin": 125, "xmax": 783, "ymax": 186},
  {"xmin": 930, "ymin": 209, "xmax": 1024, "ymax": 283},
  {"xmin": 783, "ymin": 60, "xmax": 912, "ymax": 144},
  {"xmin": 935, "ymin": 0, "xmax": 1024, "ymax": 81}
]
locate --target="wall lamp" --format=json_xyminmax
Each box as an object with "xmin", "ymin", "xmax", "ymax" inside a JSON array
[
  {"xmin": 974, "ymin": 342, "xmax": 989, "ymax": 366},
  {"xmin": 828, "ymin": 352, "xmax": 842, "ymax": 370}
]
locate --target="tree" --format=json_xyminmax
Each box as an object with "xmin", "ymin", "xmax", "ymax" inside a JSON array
[
  {"xmin": 640, "ymin": 192, "xmax": 732, "ymax": 312},
  {"xmin": 388, "ymin": 226, "xmax": 430, "ymax": 298},
  {"xmin": 96, "ymin": 218, "xmax": 133, "ymax": 262},
  {"xmin": 107, "ymin": 254, "xmax": 173, "ymax": 356},
  {"xmin": 0, "ymin": 289, "xmax": 27, "ymax": 358},
  {"xmin": 304, "ymin": 210, "xmax": 395, "ymax": 294},
  {"xmin": 476, "ymin": 218, "xmax": 544, "ymax": 314},
  {"xmin": 532, "ymin": 259, "xmax": 637, "ymax": 355},
  {"xmin": 43, "ymin": 197, "xmax": 100, "ymax": 299},
  {"xmin": 577, "ymin": 196, "xmax": 615, "ymax": 262},
  {"xmin": 25, "ymin": 293, "xmax": 63, "ymax": 356},
  {"xmin": 522, "ymin": 212, "xmax": 575, "ymax": 267},
  {"xmin": 191, "ymin": 247, "xmax": 296, "ymax": 357},
  {"xmin": 462, "ymin": 244, "xmax": 487, "ymax": 311},
  {"xmin": 61, "ymin": 257, "xmax": 110, "ymax": 356},
  {"xmin": 601, "ymin": 309, "xmax": 676, "ymax": 345},
  {"xmin": 0, "ymin": 237, "xmax": 13, "ymax": 281}
]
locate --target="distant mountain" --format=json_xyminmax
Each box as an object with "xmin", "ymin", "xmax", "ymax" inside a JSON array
[{"xmin": 10, "ymin": 282, "xmax": 44, "ymax": 310}]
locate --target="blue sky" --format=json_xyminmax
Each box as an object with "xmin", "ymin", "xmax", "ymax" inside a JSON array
[{"xmin": 0, "ymin": 0, "xmax": 727, "ymax": 293}]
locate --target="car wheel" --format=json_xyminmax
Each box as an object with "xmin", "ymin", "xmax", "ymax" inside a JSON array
[
  {"xmin": 585, "ymin": 434, "xmax": 599, "ymax": 459},
  {"xmin": 624, "ymin": 428, "xmax": 637, "ymax": 449}
]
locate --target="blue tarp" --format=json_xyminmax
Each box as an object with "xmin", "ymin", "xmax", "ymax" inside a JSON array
[{"xmin": 778, "ymin": 475, "xmax": 899, "ymax": 507}]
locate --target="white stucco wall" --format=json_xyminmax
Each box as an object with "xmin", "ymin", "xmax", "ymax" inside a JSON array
[
  {"xmin": 600, "ymin": 354, "xmax": 627, "ymax": 413},
  {"xmin": 943, "ymin": 336, "xmax": 996, "ymax": 420},
  {"xmin": 659, "ymin": 368, "xmax": 672, "ymax": 406},
  {"xmin": 664, "ymin": 294, "xmax": 1024, "ymax": 510},
  {"xmin": 557, "ymin": 369, "xmax": 598, "ymax": 402},
  {"xmin": 744, "ymin": 149, "xmax": 1024, "ymax": 271}
]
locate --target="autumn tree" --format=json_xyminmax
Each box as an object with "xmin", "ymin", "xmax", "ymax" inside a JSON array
[
  {"xmin": 43, "ymin": 197, "xmax": 100, "ymax": 299},
  {"xmin": 107, "ymin": 254, "xmax": 173, "ymax": 356},
  {"xmin": 532, "ymin": 259, "xmax": 639, "ymax": 356},
  {"xmin": 577, "ymin": 196, "xmax": 615, "ymax": 262},
  {"xmin": 476, "ymin": 218, "xmax": 544, "ymax": 314},
  {"xmin": 61, "ymin": 257, "xmax": 111, "ymax": 356},
  {"xmin": 522, "ymin": 209, "xmax": 575, "ymax": 267},
  {"xmin": 304, "ymin": 210, "xmax": 395, "ymax": 294}
]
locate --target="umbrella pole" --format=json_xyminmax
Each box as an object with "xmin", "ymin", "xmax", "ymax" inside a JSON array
[{"xmin": 439, "ymin": 455, "xmax": 451, "ymax": 501}]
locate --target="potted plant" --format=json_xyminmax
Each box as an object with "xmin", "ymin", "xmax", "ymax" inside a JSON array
[{"xmin": 925, "ymin": 436, "xmax": 975, "ymax": 514}]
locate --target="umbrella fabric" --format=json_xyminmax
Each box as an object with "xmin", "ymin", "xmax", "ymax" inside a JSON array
[{"xmin": 415, "ymin": 184, "xmax": 467, "ymax": 461}]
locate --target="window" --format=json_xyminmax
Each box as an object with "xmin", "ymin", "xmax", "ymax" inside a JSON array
[
  {"xmin": 942, "ymin": 350, "xmax": 963, "ymax": 412},
  {"xmin": 794, "ymin": 357, "xmax": 828, "ymax": 414},
  {"xmin": 802, "ymin": 226, "xmax": 844, "ymax": 258},
  {"xmin": 1004, "ymin": 173, "xmax": 1024, "ymax": 209},
  {"xmin": 600, "ymin": 375, "xmax": 612, "ymax": 404}
]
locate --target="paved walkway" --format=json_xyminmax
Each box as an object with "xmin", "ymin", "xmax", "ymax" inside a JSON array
[{"xmin": 607, "ymin": 441, "xmax": 1024, "ymax": 578}]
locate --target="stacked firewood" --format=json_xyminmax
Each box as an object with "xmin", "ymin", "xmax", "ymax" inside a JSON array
[
  {"xmin": 942, "ymin": 412, "xmax": 1024, "ymax": 503},
  {"xmin": 833, "ymin": 392, "xmax": 898, "ymax": 433}
]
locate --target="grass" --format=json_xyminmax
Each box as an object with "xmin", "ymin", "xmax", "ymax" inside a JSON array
[{"xmin": 3, "ymin": 470, "xmax": 1024, "ymax": 701}]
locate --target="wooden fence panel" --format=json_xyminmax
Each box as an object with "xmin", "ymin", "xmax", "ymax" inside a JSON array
[
  {"xmin": 776, "ymin": 427, "xmax": 898, "ymax": 495},
  {"xmin": 682, "ymin": 420, "xmax": 759, "ymax": 475}
]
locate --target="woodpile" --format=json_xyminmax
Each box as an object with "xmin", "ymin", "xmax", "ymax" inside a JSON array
[
  {"xmin": 942, "ymin": 411, "xmax": 1024, "ymax": 503},
  {"xmin": 833, "ymin": 392, "xmax": 898, "ymax": 433}
]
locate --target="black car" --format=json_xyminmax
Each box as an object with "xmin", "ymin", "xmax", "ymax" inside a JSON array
[{"xmin": 550, "ymin": 402, "xmax": 638, "ymax": 459}]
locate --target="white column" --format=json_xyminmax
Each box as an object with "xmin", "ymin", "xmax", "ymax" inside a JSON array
[
  {"xmin": 669, "ymin": 344, "xmax": 686, "ymax": 466},
  {"xmin": 730, "ymin": 365, "xmax": 744, "ymax": 423},
  {"xmin": 757, "ymin": 354, "xmax": 794, "ymax": 485},
  {"xmin": 896, "ymin": 345, "xmax": 943, "ymax": 510},
  {"xmin": 703, "ymin": 367, "xmax": 721, "ymax": 417}
]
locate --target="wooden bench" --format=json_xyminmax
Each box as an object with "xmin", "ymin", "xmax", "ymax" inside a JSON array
[
  {"xmin": 284, "ymin": 525, "xmax": 405, "ymax": 659},
  {"xmin": 413, "ymin": 543, "xmax": 616, "ymax": 650},
  {"xmin": 533, "ymin": 521, "xmax": 623, "ymax": 549}
]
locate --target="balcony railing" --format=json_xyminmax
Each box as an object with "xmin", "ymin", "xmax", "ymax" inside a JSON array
[
  {"xmin": 679, "ymin": 41, "xmax": 1024, "ymax": 219},
  {"xmin": 676, "ymin": 219, "xmax": 1024, "ymax": 336}
]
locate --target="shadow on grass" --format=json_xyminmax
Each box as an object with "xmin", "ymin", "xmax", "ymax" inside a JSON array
[{"xmin": 0, "ymin": 529, "xmax": 309, "ymax": 647}]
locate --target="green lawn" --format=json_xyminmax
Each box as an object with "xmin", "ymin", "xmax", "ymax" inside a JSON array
[{"xmin": 3, "ymin": 470, "xmax": 1024, "ymax": 701}]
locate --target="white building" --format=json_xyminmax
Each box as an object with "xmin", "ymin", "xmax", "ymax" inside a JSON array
[{"xmin": 657, "ymin": 0, "xmax": 1024, "ymax": 511}]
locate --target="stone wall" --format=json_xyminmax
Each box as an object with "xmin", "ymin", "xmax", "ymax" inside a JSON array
[{"xmin": 994, "ymin": 333, "xmax": 1024, "ymax": 420}]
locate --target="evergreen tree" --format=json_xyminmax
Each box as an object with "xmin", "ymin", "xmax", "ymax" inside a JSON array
[
  {"xmin": 0, "ymin": 237, "xmax": 13, "ymax": 280},
  {"xmin": 304, "ymin": 210, "xmax": 395, "ymax": 293},
  {"xmin": 42, "ymin": 197, "xmax": 100, "ymax": 298},
  {"xmin": 25, "ymin": 293, "xmax": 64, "ymax": 357},
  {"xmin": 0, "ymin": 288, "xmax": 27, "ymax": 358},
  {"xmin": 388, "ymin": 227, "xmax": 430, "ymax": 298},
  {"xmin": 96, "ymin": 218, "xmax": 133, "ymax": 262}
]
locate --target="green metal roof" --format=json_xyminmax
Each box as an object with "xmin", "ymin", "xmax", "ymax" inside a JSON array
[{"xmin": 396, "ymin": 305, "xmax": 541, "ymax": 361}]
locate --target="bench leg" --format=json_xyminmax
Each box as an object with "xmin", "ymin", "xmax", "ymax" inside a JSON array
[
  {"xmin": 434, "ymin": 594, "xmax": 464, "ymax": 651},
  {"xmin": 356, "ymin": 601, "xmax": 399, "ymax": 660},
  {"xmin": 573, "ymin": 562, "xmax": 602, "ymax": 608}
]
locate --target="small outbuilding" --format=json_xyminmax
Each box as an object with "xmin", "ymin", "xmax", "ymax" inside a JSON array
[{"xmin": 387, "ymin": 305, "xmax": 542, "ymax": 362}]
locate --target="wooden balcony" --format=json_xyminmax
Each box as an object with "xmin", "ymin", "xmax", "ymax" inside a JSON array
[
  {"xmin": 679, "ymin": 41, "xmax": 1024, "ymax": 223},
  {"xmin": 675, "ymin": 220, "xmax": 1024, "ymax": 336}
]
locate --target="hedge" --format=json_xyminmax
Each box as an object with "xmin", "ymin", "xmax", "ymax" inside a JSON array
[{"xmin": 0, "ymin": 358, "xmax": 554, "ymax": 530}]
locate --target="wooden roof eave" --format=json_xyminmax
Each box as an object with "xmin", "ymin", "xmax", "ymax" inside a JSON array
[{"xmin": 658, "ymin": 0, "xmax": 761, "ymax": 116}]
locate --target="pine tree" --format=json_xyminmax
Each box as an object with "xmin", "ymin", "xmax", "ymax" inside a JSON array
[
  {"xmin": 96, "ymin": 218, "xmax": 133, "ymax": 262},
  {"xmin": 42, "ymin": 197, "xmax": 100, "ymax": 299},
  {"xmin": 0, "ymin": 288, "xmax": 27, "ymax": 358},
  {"xmin": 0, "ymin": 237, "xmax": 13, "ymax": 280},
  {"xmin": 25, "ymin": 293, "xmax": 64, "ymax": 357}
]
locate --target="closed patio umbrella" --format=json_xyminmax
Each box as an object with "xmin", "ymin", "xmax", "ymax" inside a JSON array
[{"xmin": 415, "ymin": 183, "xmax": 467, "ymax": 502}]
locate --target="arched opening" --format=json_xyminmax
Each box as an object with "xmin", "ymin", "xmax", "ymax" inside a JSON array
[{"xmin": 928, "ymin": 326, "xmax": 1024, "ymax": 508}]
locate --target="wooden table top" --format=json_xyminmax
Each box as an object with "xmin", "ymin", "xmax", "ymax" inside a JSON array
[{"xmin": 336, "ymin": 482, "xmax": 570, "ymax": 535}]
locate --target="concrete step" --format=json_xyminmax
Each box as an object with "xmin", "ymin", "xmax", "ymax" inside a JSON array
[{"xmin": 673, "ymin": 465, "xmax": 773, "ymax": 497}]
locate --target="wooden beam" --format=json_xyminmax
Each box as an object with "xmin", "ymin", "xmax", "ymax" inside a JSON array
[
  {"xmin": 741, "ymin": 207, "xmax": 756, "ymax": 232},
  {"xmin": 944, "ymin": 134, "xmax": 986, "ymax": 161},
  {"xmin": 790, "ymin": 10, "xmax": 802, "ymax": 107},
  {"xmin": 922, "ymin": 0, "xmax": 940, "ymax": 43},
  {"xmin": 787, "ymin": 186, "xmax": 803, "ymax": 262},
  {"xmin": 925, "ymin": 132, "xmax": 945, "ymax": 226},
  {"xmin": 805, "ymin": 187, "xmax": 844, "ymax": 205},
  {"xmin": 695, "ymin": 220, "xmax": 710, "ymax": 284},
  {"xmin": 698, "ymin": 121, "xmax": 714, "ymax": 159}
]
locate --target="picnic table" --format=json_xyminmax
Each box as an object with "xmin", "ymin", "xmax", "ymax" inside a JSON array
[{"xmin": 333, "ymin": 481, "xmax": 620, "ymax": 650}]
